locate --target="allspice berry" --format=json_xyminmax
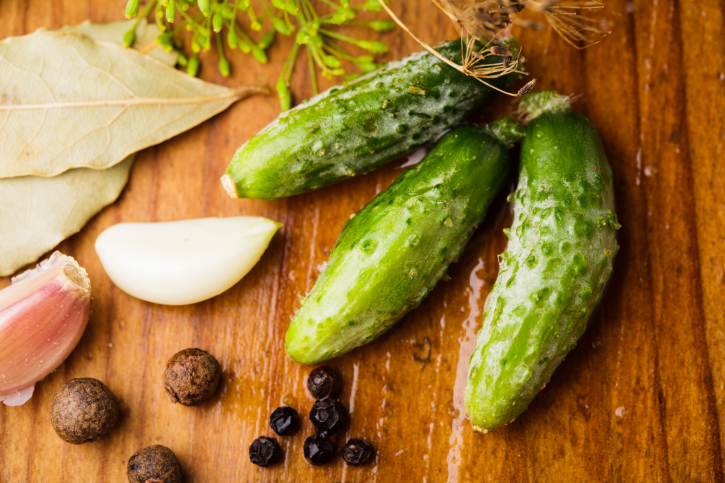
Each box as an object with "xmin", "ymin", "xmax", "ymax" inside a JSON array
[
  {"xmin": 50, "ymin": 378, "xmax": 120, "ymax": 444},
  {"xmin": 127, "ymin": 445, "xmax": 182, "ymax": 483},
  {"xmin": 163, "ymin": 348, "xmax": 220, "ymax": 406}
]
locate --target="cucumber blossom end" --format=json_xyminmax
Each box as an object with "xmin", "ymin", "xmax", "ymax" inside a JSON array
[{"xmin": 221, "ymin": 174, "xmax": 240, "ymax": 198}]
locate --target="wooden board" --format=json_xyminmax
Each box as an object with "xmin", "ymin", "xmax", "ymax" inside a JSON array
[{"xmin": 2, "ymin": 0, "xmax": 725, "ymax": 481}]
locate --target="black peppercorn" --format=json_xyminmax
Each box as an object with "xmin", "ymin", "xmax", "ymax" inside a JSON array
[
  {"xmin": 50, "ymin": 378, "xmax": 120, "ymax": 444},
  {"xmin": 309, "ymin": 397, "xmax": 347, "ymax": 436},
  {"xmin": 269, "ymin": 406, "xmax": 300, "ymax": 436},
  {"xmin": 341, "ymin": 438, "xmax": 375, "ymax": 466},
  {"xmin": 303, "ymin": 435, "xmax": 336, "ymax": 466},
  {"xmin": 163, "ymin": 348, "xmax": 220, "ymax": 406},
  {"xmin": 307, "ymin": 366, "xmax": 341, "ymax": 399},
  {"xmin": 249, "ymin": 436, "xmax": 281, "ymax": 467},
  {"xmin": 127, "ymin": 445, "xmax": 182, "ymax": 483}
]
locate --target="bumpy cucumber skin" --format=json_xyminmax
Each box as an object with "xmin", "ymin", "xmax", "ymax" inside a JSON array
[
  {"xmin": 285, "ymin": 125, "xmax": 511, "ymax": 364},
  {"xmin": 464, "ymin": 108, "xmax": 620, "ymax": 432},
  {"xmin": 224, "ymin": 39, "xmax": 518, "ymax": 200}
]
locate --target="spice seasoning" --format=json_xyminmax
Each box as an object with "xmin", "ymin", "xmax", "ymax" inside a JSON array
[
  {"xmin": 307, "ymin": 366, "xmax": 341, "ymax": 399},
  {"xmin": 303, "ymin": 435, "xmax": 336, "ymax": 466},
  {"xmin": 309, "ymin": 397, "xmax": 347, "ymax": 436},
  {"xmin": 127, "ymin": 445, "xmax": 182, "ymax": 483},
  {"xmin": 249, "ymin": 436, "xmax": 281, "ymax": 467},
  {"xmin": 50, "ymin": 378, "xmax": 119, "ymax": 444},
  {"xmin": 163, "ymin": 348, "xmax": 220, "ymax": 406},
  {"xmin": 341, "ymin": 438, "xmax": 375, "ymax": 466},
  {"xmin": 269, "ymin": 406, "xmax": 300, "ymax": 436}
]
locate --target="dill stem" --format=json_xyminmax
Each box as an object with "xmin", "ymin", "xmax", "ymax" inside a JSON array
[
  {"xmin": 133, "ymin": 0, "xmax": 159, "ymax": 31},
  {"xmin": 322, "ymin": 40, "xmax": 354, "ymax": 61},
  {"xmin": 317, "ymin": 0, "xmax": 339, "ymax": 10},
  {"xmin": 283, "ymin": 41, "xmax": 301, "ymax": 83},
  {"xmin": 317, "ymin": 28, "xmax": 357, "ymax": 44},
  {"xmin": 307, "ymin": 47, "xmax": 319, "ymax": 95}
]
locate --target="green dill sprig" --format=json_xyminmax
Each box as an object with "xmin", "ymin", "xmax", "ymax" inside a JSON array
[{"xmin": 124, "ymin": 0, "xmax": 393, "ymax": 109}]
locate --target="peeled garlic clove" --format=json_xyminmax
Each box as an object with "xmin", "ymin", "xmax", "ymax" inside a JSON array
[
  {"xmin": 0, "ymin": 252, "xmax": 91, "ymax": 406},
  {"xmin": 95, "ymin": 216, "xmax": 281, "ymax": 305}
]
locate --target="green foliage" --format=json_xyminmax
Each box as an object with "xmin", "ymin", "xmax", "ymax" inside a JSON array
[{"xmin": 124, "ymin": 0, "xmax": 392, "ymax": 109}]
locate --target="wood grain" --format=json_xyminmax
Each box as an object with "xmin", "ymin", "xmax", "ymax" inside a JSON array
[{"xmin": 1, "ymin": 0, "xmax": 724, "ymax": 481}]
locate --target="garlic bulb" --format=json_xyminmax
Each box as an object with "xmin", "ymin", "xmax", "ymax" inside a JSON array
[
  {"xmin": 95, "ymin": 216, "xmax": 281, "ymax": 305},
  {"xmin": 0, "ymin": 252, "xmax": 91, "ymax": 406}
]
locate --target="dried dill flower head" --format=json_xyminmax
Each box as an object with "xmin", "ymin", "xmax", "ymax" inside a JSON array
[
  {"xmin": 127, "ymin": 445, "xmax": 182, "ymax": 483},
  {"xmin": 377, "ymin": 0, "xmax": 611, "ymax": 98},
  {"xmin": 50, "ymin": 378, "xmax": 120, "ymax": 444},
  {"xmin": 163, "ymin": 348, "xmax": 220, "ymax": 406},
  {"xmin": 432, "ymin": 0, "xmax": 611, "ymax": 48},
  {"xmin": 433, "ymin": 0, "xmax": 526, "ymax": 40}
]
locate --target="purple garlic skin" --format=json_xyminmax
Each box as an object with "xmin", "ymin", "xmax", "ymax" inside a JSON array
[{"xmin": 0, "ymin": 252, "xmax": 91, "ymax": 406}]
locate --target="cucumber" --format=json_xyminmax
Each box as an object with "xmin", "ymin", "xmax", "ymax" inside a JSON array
[
  {"xmin": 221, "ymin": 39, "xmax": 521, "ymax": 200},
  {"xmin": 285, "ymin": 118, "xmax": 523, "ymax": 364},
  {"xmin": 464, "ymin": 91, "xmax": 620, "ymax": 432}
]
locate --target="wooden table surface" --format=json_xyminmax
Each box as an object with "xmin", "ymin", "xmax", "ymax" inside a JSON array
[{"xmin": 2, "ymin": 0, "xmax": 725, "ymax": 481}]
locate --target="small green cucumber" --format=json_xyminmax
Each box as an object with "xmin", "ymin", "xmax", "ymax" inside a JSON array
[
  {"xmin": 464, "ymin": 91, "xmax": 620, "ymax": 432},
  {"xmin": 285, "ymin": 118, "xmax": 524, "ymax": 364},
  {"xmin": 222, "ymin": 39, "xmax": 521, "ymax": 200}
]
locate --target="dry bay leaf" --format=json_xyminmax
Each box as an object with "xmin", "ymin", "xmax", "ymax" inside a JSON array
[
  {"xmin": 0, "ymin": 21, "xmax": 180, "ymax": 276},
  {"xmin": 53, "ymin": 19, "xmax": 179, "ymax": 66},
  {"xmin": 0, "ymin": 157, "xmax": 134, "ymax": 276},
  {"xmin": 0, "ymin": 30, "xmax": 265, "ymax": 178}
]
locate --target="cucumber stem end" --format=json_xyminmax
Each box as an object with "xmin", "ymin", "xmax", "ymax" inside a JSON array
[
  {"xmin": 483, "ymin": 116, "xmax": 525, "ymax": 149},
  {"xmin": 519, "ymin": 90, "xmax": 571, "ymax": 123}
]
